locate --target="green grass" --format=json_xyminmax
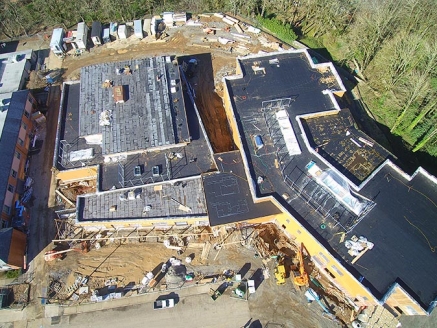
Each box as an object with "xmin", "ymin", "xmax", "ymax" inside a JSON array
[
  {"xmin": 256, "ymin": 15, "xmax": 297, "ymax": 44},
  {"xmin": 6, "ymin": 269, "xmax": 21, "ymax": 279}
]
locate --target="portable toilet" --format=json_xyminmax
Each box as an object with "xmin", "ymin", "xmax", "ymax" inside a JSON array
[
  {"xmin": 118, "ymin": 25, "xmax": 127, "ymax": 39},
  {"xmin": 102, "ymin": 28, "xmax": 111, "ymax": 44},
  {"xmin": 134, "ymin": 20, "xmax": 143, "ymax": 39},
  {"xmin": 49, "ymin": 28, "xmax": 65, "ymax": 55},
  {"xmin": 76, "ymin": 22, "xmax": 88, "ymax": 50},
  {"xmin": 91, "ymin": 21, "xmax": 103, "ymax": 46}
]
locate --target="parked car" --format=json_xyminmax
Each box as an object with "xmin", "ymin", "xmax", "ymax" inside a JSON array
[{"xmin": 153, "ymin": 298, "xmax": 175, "ymax": 310}]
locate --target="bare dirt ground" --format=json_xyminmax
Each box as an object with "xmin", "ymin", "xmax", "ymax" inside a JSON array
[{"xmin": 43, "ymin": 225, "xmax": 342, "ymax": 328}]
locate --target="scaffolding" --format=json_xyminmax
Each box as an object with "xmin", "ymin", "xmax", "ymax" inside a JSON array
[{"xmin": 283, "ymin": 167, "xmax": 375, "ymax": 233}]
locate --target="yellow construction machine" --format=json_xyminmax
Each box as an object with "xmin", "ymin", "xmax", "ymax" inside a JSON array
[
  {"xmin": 293, "ymin": 242, "xmax": 309, "ymax": 287},
  {"xmin": 274, "ymin": 256, "xmax": 286, "ymax": 285}
]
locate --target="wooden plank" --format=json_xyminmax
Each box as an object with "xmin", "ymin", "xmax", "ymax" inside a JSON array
[{"xmin": 351, "ymin": 247, "xmax": 369, "ymax": 264}]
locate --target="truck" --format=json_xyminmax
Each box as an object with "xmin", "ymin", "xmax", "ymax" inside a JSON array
[{"xmin": 153, "ymin": 299, "xmax": 175, "ymax": 310}]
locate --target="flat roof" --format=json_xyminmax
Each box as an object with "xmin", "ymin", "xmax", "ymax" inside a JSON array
[
  {"xmin": 0, "ymin": 49, "xmax": 33, "ymax": 95},
  {"xmin": 58, "ymin": 83, "xmax": 215, "ymax": 191},
  {"xmin": 77, "ymin": 177, "xmax": 207, "ymax": 222},
  {"xmin": 203, "ymin": 151, "xmax": 281, "ymax": 226},
  {"xmin": 301, "ymin": 110, "xmax": 393, "ymax": 185},
  {"xmin": 0, "ymin": 91, "xmax": 29, "ymax": 207},
  {"xmin": 225, "ymin": 49, "xmax": 437, "ymax": 308},
  {"xmin": 57, "ymin": 83, "xmax": 103, "ymax": 169},
  {"xmin": 79, "ymin": 56, "xmax": 189, "ymax": 155}
]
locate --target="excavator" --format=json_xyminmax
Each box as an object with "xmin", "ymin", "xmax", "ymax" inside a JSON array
[
  {"xmin": 44, "ymin": 241, "xmax": 90, "ymax": 262},
  {"xmin": 293, "ymin": 242, "xmax": 309, "ymax": 287}
]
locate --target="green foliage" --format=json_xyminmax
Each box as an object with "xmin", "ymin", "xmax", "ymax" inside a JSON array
[
  {"xmin": 256, "ymin": 15, "xmax": 297, "ymax": 44},
  {"xmin": 5, "ymin": 269, "xmax": 21, "ymax": 279}
]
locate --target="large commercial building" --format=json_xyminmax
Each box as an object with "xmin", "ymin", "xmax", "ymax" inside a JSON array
[
  {"xmin": 55, "ymin": 51, "xmax": 437, "ymax": 316},
  {"xmin": 222, "ymin": 49, "xmax": 437, "ymax": 316}
]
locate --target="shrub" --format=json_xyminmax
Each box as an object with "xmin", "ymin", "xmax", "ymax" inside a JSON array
[{"xmin": 5, "ymin": 269, "xmax": 21, "ymax": 279}]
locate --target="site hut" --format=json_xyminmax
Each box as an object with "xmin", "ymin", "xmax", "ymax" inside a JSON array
[
  {"xmin": 0, "ymin": 50, "xmax": 36, "ymax": 98},
  {"xmin": 134, "ymin": 20, "xmax": 143, "ymax": 39},
  {"xmin": 102, "ymin": 28, "xmax": 111, "ymax": 44},
  {"xmin": 143, "ymin": 18, "xmax": 152, "ymax": 37},
  {"xmin": 162, "ymin": 12, "xmax": 174, "ymax": 27},
  {"xmin": 75, "ymin": 22, "xmax": 89, "ymax": 50},
  {"xmin": 173, "ymin": 12, "xmax": 187, "ymax": 26},
  {"xmin": 117, "ymin": 24, "xmax": 128, "ymax": 39},
  {"xmin": 109, "ymin": 22, "xmax": 118, "ymax": 40},
  {"xmin": 54, "ymin": 55, "xmax": 221, "ymax": 231},
  {"xmin": 49, "ymin": 28, "xmax": 65, "ymax": 56},
  {"xmin": 222, "ymin": 48, "xmax": 437, "ymax": 316},
  {"xmin": 91, "ymin": 21, "xmax": 103, "ymax": 46}
]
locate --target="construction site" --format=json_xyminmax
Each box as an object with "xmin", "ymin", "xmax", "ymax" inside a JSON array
[
  {"xmin": 45, "ymin": 221, "xmax": 356, "ymax": 325},
  {"xmin": 1, "ymin": 11, "xmax": 426, "ymax": 328}
]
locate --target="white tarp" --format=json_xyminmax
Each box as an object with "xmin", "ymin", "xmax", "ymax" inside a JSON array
[
  {"xmin": 69, "ymin": 148, "xmax": 94, "ymax": 162},
  {"xmin": 275, "ymin": 110, "xmax": 301, "ymax": 156},
  {"xmin": 307, "ymin": 162, "xmax": 365, "ymax": 215}
]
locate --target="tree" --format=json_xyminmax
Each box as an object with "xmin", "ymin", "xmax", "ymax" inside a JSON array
[{"xmin": 348, "ymin": 0, "xmax": 401, "ymax": 71}]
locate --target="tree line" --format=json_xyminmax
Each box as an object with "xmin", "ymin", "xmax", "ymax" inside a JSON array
[{"xmin": 1, "ymin": 0, "xmax": 437, "ymax": 157}]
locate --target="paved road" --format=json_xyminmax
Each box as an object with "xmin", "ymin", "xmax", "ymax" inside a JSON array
[{"xmin": 63, "ymin": 293, "xmax": 253, "ymax": 328}]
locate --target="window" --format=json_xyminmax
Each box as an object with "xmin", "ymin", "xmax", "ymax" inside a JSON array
[
  {"xmin": 3, "ymin": 205, "xmax": 10, "ymax": 214},
  {"xmin": 330, "ymin": 265, "xmax": 344, "ymax": 277},
  {"xmin": 11, "ymin": 169, "xmax": 17, "ymax": 178},
  {"xmin": 22, "ymin": 122, "xmax": 27, "ymax": 130},
  {"xmin": 312, "ymin": 255, "xmax": 323, "ymax": 267},
  {"xmin": 319, "ymin": 252, "xmax": 330, "ymax": 264},
  {"xmin": 7, "ymin": 184, "xmax": 14, "ymax": 193},
  {"xmin": 28, "ymin": 95, "xmax": 33, "ymax": 104},
  {"xmin": 18, "ymin": 138, "xmax": 24, "ymax": 146},
  {"xmin": 405, "ymin": 306, "xmax": 418, "ymax": 315},
  {"xmin": 24, "ymin": 110, "xmax": 30, "ymax": 118},
  {"xmin": 324, "ymin": 268, "xmax": 336, "ymax": 279},
  {"xmin": 282, "ymin": 224, "xmax": 287, "ymax": 229},
  {"xmin": 394, "ymin": 306, "xmax": 403, "ymax": 314},
  {"xmin": 15, "ymin": 151, "xmax": 21, "ymax": 159}
]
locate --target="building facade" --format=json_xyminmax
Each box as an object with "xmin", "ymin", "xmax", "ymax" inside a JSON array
[{"xmin": 0, "ymin": 91, "xmax": 36, "ymax": 227}]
